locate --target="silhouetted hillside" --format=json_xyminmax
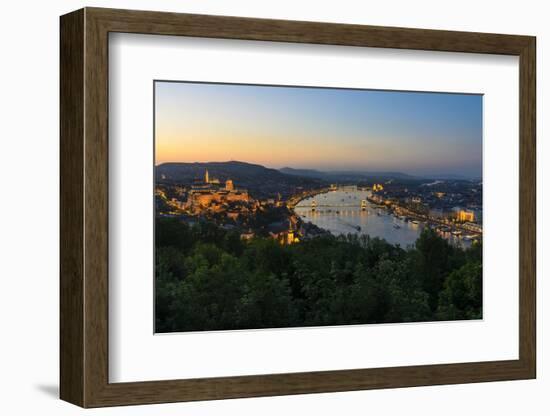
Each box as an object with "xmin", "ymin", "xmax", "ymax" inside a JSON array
[
  {"xmin": 279, "ymin": 167, "xmax": 419, "ymax": 182},
  {"xmin": 156, "ymin": 161, "xmax": 325, "ymax": 199}
]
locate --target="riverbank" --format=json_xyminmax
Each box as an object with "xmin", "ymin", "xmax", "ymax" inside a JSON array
[
  {"xmin": 367, "ymin": 196, "xmax": 482, "ymax": 240},
  {"xmin": 293, "ymin": 189, "xmax": 480, "ymax": 248},
  {"xmin": 286, "ymin": 186, "xmax": 331, "ymax": 208}
]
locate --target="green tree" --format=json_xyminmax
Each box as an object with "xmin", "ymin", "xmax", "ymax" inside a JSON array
[
  {"xmin": 413, "ymin": 228, "xmax": 453, "ymax": 311},
  {"xmin": 155, "ymin": 252, "xmax": 178, "ymax": 332},
  {"xmin": 237, "ymin": 271, "xmax": 297, "ymax": 329},
  {"xmin": 156, "ymin": 218, "xmax": 193, "ymax": 253},
  {"xmin": 171, "ymin": 252, "xmax": 246, "ymax": 331},
  {"xmin": 375, "ymin": 258, "xmax": 430, "ymax": 323},
  {"xmin": 154, "ymin": 216, "xmax": 482, "ymax": 332},
  {"xmin": 437, "ymin": 262, "xmax": 482, "ymax": 320}
]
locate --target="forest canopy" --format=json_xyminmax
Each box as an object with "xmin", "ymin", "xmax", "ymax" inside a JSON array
[{"xmin": 155, "ymin": 218, "xmax": 482, "ymax": 333}]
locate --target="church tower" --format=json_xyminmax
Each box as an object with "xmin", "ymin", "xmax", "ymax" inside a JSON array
[{"xmin": 225, "ymin": 179, "xmax": 234, "ymax": 191}]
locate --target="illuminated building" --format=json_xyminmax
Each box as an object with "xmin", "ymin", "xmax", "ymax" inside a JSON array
[
  {"xmin": 186, "ymin": 177, "xmax": 249, "ymax": 209},
  {"xmin": 202, "ymin": 169, "xmax": 220, "ymax": 185},
  {"xmin": 268, "ymin": 219, "xmax": 300, "ymax": 245},
  {"xmin": 457, "ymin": 209, "xmax": 475, "ymax": 222},
  {"xmin": 286, "ymin": 229, "xmax": 299, "ymax": 245},
  {"xmin": 240, "ymin": 231, "xmax": 255, "ymax": 240},
  {"xmin": 287, "ymin": 220, "xmax": 300, "ymax": 244},
  {"xmin": 227, "ymin": 211, "xmax": 240, "ymax": 220},
  {"xmin": 155, "ymin": 188, "xmax": 167, "ymax": 199}
]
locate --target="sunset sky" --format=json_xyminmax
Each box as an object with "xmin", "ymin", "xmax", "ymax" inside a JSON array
[{"xmin": 155, "ymin": 81, "xmax": 482, "ymax": 178}]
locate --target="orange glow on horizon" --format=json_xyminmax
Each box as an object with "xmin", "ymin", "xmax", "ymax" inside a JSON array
[{"xmin": 154, "ymin": 132, "xmax": 384, "ymax": 169}]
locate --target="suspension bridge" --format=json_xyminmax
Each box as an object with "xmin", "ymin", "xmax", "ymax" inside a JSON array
[{"xmin": 297, "ymin": 200, "xmax": 369, "ymax": 210}]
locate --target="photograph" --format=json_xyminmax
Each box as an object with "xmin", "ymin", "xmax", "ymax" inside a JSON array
[{"xmin": 154, "ymin": 80, "xmax": 483, "ymax": 333}]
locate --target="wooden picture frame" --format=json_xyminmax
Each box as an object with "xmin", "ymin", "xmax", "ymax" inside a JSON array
[{"xmin": 60, "ymin": 7, "xmax": 536, "ymax": 408}]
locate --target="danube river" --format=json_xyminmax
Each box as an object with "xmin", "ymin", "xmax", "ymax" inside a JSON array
[{"xmin": 294, "ymin": 190, "xmax": 469, "ymax": 248}]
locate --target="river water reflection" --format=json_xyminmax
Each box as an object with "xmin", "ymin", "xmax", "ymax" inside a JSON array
[{"xmin": 294, "ymin": 190, "xmax": 469, "ymax": 248}]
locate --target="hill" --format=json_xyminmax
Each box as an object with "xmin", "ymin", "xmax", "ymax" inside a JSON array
[
  {"xmin": 279, "ymin": 167, "xmax": 419, "ymax": 182},
  {"xmin": 156, "ymin": 161, "xmax": 325, "ymax": 199}
]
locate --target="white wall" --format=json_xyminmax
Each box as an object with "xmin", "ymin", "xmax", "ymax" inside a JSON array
[{"xmin": 0, "ymin": 0, "xmax": 546, "ymax": 414}]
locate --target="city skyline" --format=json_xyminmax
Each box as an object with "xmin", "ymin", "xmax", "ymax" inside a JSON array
[{"xmin": 155, "ymin": 81, "xmax": 482, "ymax": 178}]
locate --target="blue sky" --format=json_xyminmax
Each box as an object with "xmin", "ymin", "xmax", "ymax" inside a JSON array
[{"xmin": 155, "ymin": 81, "xmax": 482, "ymax": 178}]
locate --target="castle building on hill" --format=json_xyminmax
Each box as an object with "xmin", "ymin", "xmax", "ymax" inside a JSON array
[
  {"xmin": 204, "ymin": 169, "xmax": 220, "ymax": 185},
  {"xmin": 186, "ymin": 169, "xmax": 249, "ymax": 209}
]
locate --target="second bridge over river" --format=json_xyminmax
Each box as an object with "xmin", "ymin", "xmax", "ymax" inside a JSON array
[{"xmin": 300, "ymin": 199, "xmax": 369, "ymax": 210}]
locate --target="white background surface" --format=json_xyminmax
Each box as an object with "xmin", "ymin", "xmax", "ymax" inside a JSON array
[
  {"xmin": 109, "ymin": 34, "xmax": 519, "ymax": 382},
  {"xmin": 0, "ymin": 0, "xmax": 546, "ymax": 414}
]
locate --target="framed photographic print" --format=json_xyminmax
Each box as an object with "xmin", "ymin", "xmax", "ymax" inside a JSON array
[{"xmin": 60, "ymin": 7, "xmax": 536, "ymax": 408}]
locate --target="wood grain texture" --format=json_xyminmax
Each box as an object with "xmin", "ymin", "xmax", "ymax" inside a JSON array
[
  {"xmin": 88, "ymin": 7, "xmax": 532, "ymax": 54},
  {"xmin": 59, "ymin": 8, "xmax": 84, "ymax": 407},
  {"xmin": 518, "ymin": 38, "xmax": 536, "ymax": 375},
  {"xmin": 83, "ymin": 10, "xmax": 110, "ymax": 406},
  {"xmin": 59, "ymin": 7, "xmax": 537, "ymax": 408}
]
